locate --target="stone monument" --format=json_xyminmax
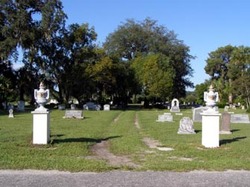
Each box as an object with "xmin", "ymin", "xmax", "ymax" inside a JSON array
[
  {"xmin": 201, "ymin": 85, "xmax": 221, "ymax": 148},
  {"xmin": 156, "ymin": 113, "xmax": 173, "ymax": 122},
  {"xmin": 177, "ymin": 117, "xmax": 196, "ymax": 134},
  {"xmin": 32, "ymin": 82, "xmax": 50, "ymax": 144},
  {"xmin": 8, "ymin": 109, "xmax": 14, "ymax": 118},
  {"xmin": 220, "ymin": 112, "xmax": 232, "ymax": 134},
  {"xmin": 170, "ymin": 98, "xmax": 180, "ymax": 112}
]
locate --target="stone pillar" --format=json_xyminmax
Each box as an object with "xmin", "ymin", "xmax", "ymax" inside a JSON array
[
  {"xmin": 32, "ymin": 110, "xmax": 50, "ymax": 144},
  {"xmin": 201, "ymin": 112, "xmax": 221, "ymax": 148}
]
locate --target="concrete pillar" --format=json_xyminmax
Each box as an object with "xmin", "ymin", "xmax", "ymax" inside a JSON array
[
  {"xmin": 201, "ymin": 112, "xmax": 221, "ymax": 148},
  {"xmin": 32, "ymin": 110, "xmax": 50, "ymax": 144}
]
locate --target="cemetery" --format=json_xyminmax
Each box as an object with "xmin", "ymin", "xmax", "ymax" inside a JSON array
[
  {"xmin": 1, "ymin": 86, "xmax": 250, "ymax": 172},
  {"xmin": 1, "ymin": 1, "xmax": 250, "ymax": 177}
]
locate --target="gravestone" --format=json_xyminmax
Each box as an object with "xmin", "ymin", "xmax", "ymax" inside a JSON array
[
  {"xmin": 58, "ymin": 104, "xmax": 65, "ymax": 110},
  {"xmin": 192, "ymin": 107, "xmax": 208, "ymax": 122},
  {"xmin": 8, "ymin": 109, "xmax": 14, "ymax": 118},
  {"xmin": 156, "ymin": 113, "xmax": 173, "ymax": 122},
  {"xmin": 63, "ymin": 110, "xmax": 84, "ymax": 119},
  {"xmin": 178, "ymin": 117, "xmax": 196, "ymax": 134},
  {"xmin": 230, "ymin": 114, "xmax": 250, "ymax": 123},
  {"xmin": 17, "ymin": 101, "xmax": 25, "ymax": 111},
  {"xmin": 170, "ymin": 98, "xmax": 180, "ymax": 112},
  {"xmin": 175, "ymin": 113, "xmax": 183, "ymax": 116},
  {"xmin": 103, "ymin": 104, "xmax": 110, "ymax": 111},
  {"xmin": 224, "ymin": 106, "xmax": 229, "ymax": 112},
  {"xmin": 70, "ymin": 104, "xmax": 76, "ymax": 110},
  {"xmin": 220, "ymin": 112, "xmax": 232, "ymax": 134}
]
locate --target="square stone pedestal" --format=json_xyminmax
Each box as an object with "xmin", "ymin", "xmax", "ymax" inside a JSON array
[
  {"xmin": 201, "ymin": 112, "xmax": 221, "ymax": 148},
  {"xmin": 32, "ymin": 110, "xmax": 50, "ymax": 144}
]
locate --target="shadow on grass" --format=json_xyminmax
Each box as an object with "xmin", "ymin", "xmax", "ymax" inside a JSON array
[
  {"xmin": 51, "ymin": 135, "xmax": 122, "ymax": 145},
  {"xmin": 195, "ymin": 130, "xmax": 201, "ymax": 134},
  {"xmin": 220, "ymin": 136, "xmax": 247, "ymax": 145},
  {"xmin": 231, "ymin": 129, "xmax": 240, "ymax": 133}
]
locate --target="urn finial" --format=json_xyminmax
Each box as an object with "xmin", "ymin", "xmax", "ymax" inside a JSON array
[
  {"xmin": 204, "ymin": 84, "xmax": 219, "ymax": 113},
  {"xmin": 34, "ymin": 82, "xmax": 50, "ymax": 111}
]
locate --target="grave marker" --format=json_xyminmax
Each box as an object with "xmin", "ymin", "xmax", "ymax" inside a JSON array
[
  {"xmin": 220, "ymin": 112, "xmax": 232, "ymax": 134},
  {"xmin": 230, "ymin": 114, "xmax": 250, "ymax": 123},
  {"xmin": 178, "ymin": 117, "xmax": 196, "ymax": 134},
  {"xmin": 63, "ymin": 110, "xmax": 84, "ymax": 119},
  {"xmin": 170, "ymin": 98, "xmax": 180, "ymax": 112},
  {"xmin": 156, "ymin": 113, "xmax": 173, "ymax": 122}
]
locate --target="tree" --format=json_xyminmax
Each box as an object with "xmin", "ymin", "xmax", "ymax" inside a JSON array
[
  {"xmin": 0, "ymin": 61, "xmax": 17, "ymax": 106},
  {"xmin": 230, "ymin": 46, "xmax": 250, "ymax": 108},
  {"xmin": 204, "ymin": 45, "xmax": 236, "ymax": 104},
  {"xmin": 0, "ymin": 0, "xmax": 67, "ymax": 104},
  {"xmin": 194, "ymin": 81, "xmax": 210, "ymax": 105},
  {"xmin": 205, "ymin": 45, "xmax": 250, "ymax": 107},
  {"xmin": 131, "ymin": 54, "xmax": 174, "ymax": 101},
  {"xmin": 103, "ymin": 18, "xmax": 194, "ymax": 101},
  {"xmin": 34, "ymin": 23, "xmax": 97, "ymax": 104}
]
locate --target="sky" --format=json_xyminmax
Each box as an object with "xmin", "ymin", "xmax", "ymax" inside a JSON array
[{"xmin": 61, "ymin": 0, "xmax": 250, "ymax": 89}]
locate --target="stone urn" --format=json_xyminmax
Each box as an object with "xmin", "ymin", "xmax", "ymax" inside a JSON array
[
  {"xmin": 34, "ymin": 82, "xmax": 50, "ymax": 111},
  {"xmin": 204, "ymin": 85, "xmax": 219, "ymax": 113}
]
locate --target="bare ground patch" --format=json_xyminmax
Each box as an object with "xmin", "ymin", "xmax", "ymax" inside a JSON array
[{"xmin": 87, "ymin": 140, "xmax": 139, "ymax": 168}]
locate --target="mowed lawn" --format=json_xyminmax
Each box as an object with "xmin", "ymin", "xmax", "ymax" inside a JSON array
[{"xmin": 0, "ymin": 108, "xmax": 250, "ymax": 172}]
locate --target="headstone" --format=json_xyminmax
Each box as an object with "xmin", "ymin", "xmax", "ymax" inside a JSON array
[
  {"xmin": 17, "ymin": 101, "xmax": 25, "ymax": 111},
  {"xmin": 103, "ymin": 104, "xmax": 110, "ymax": 111},
  {"xmin": 230, "ymin": 114, "xmax": 250, "ymax": 123},
  {"xmin": 63, "ymin": 110, "xmax": 84, "ymax": 119},
  {"xmin": 170, "ymin": 98, "xmax": 180, "ymax": 112},
  {"xmin": 58, "ymin": 104, "xmax": 65, "ymax": 110},
  {"xmin": 224, "ymin": 106, "xmax": 229, "ymax": 112},
  {"xmin": 192, "ymin": 107, "xmax": 208, "ymax": 122},
  {"xmin": 156, "ymin": 113, "xmax": 173, "ymax": 122},
  {"xmin": 70, "ymin": 104, "xmax": 76, "ymax": 110},
  {"xmin": 8, "ymin": 109, "xmax": 14, "ymax": 118},
  {"xmin": 175, "ymin": 113, "xmax": 183, "ymax": 116},
  {"xmin": 220, "ymin": 112, "xmax": 232, "ymax": 134},
  {"xmin": 177, "ymin": 117, "xmax": 196, "ymax": 134}
]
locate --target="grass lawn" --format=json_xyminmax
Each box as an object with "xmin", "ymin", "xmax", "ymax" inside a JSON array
[{"xmin": 0, "ymin": 107, "xmax": 250, "ymax": 172}]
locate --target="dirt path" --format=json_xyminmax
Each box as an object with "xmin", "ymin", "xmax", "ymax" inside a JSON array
[
  {"xmin": 88, "ymin": 112, "xmax": 173, "ymax": 168},
  {"xmin": 88, "ymin": 140, "xmax": 139, "ymax": 168}
]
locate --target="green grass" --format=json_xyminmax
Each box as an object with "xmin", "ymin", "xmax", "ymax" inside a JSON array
[{"xmin": 0, "ymin": 108, "xmax": 250, "ymax": 172}]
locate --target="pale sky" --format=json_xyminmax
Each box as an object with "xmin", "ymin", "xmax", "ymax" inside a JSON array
[{"xmin": 61, "ymin": 0, "xmax": 250, "ymax": 88}]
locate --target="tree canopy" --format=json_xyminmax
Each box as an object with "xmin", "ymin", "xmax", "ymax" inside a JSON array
[
  {"xmin": 104, "ymin": 18, "xmax": 194, "ymax": 102},
  {"xmin": 1, "ymin": 2, "xmax": 195, "ymax": 108},
  {"xmin": 204, "ymin": 45, "xmax": 250, "ymax": 108}
]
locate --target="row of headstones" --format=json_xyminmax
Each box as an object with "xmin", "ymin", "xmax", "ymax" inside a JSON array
[
  {"xmin": 156, "ymin": 113, "xmax": 195, "ymax": 134},
  {"xmin": 156, "ymin": 113, "xmax": 234, "ymax": 135},
  {"xmin": 63, "ymin": 104, "xmax": 111, "ymax": 119},
  {"xmin": 58, "ymin": 104, "xmax": 111, "ymax": 110},
  {"xmin": 193, "ymin": 106, "xmax": 250, "ymax": 124}
]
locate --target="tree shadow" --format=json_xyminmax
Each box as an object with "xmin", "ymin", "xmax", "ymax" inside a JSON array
[
  {"xmin": 231, "ymin": 129, "xmax": 240, "ymax": 133},
  {"xmin": 220, "ymin": 136, "xmax": 247, "ymax": 145},
  {"xmin": 51, "ymin": 135, "xmax": 122, "ymax": 145}
]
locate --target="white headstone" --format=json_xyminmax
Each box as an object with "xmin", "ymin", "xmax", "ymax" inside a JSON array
[
  {"xmin": 178, "ymin": 117, "xmax": 195, "ymax": 134},
  {"xmin": 170, "ymin": 98, "xmax": 180, "ymax": 112},
  {"xmin": 230, "ymin": 114, "xmax": 250, "ymax": 123},
  {"xmin": 8, "ymin": 109, "xmax": 14, "ymax": 118},
  {"xmin": 156, "ymin": 113, "xmax": 173, "ymax": 122},
  {"xmin": 103, "ymin": 104, "xmax": 110, "ymax": 111}
]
